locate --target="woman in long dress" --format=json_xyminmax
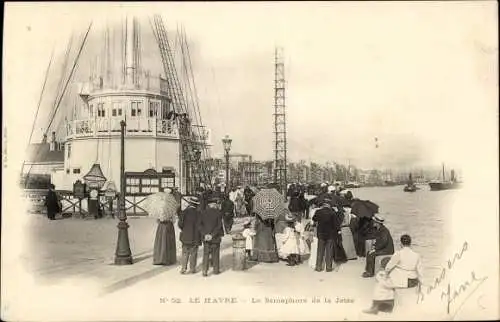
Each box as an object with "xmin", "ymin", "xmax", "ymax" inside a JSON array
[
  {"xmin": 152, "ymin": 191, "xmax": 177, "ymax": 266},
  {"xmin": 252, "ymin": 215, "xmax": 279, "ymax": 263},
  {"xmin": 341, "ymin": 207, "xmax": 358, "ymax": 260},
  {"xmin": 153, "ymin": 218, "xmax": 177, "ymax": 265},
  {"xmin": 308, "ymin": 223, "xmax": 318, "ymax": 269}
]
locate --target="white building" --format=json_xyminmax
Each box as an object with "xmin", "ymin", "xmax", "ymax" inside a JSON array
[{"xmin": 45, "ymin": 16, "xmax": 210, "ymax": 195}]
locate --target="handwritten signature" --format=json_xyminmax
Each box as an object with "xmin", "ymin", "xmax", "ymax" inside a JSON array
[{"xmin": 417, "ymin": 241, "xmax": 488, "ymax": 318}]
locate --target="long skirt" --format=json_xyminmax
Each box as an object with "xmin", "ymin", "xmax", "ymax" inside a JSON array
[
  {"xmin": 308, "ymin": 237, "xmax": 318, "ymax": 269},
  {"xmin": 253, "ymin": 225, "xmax": 279, "ymax": 263},
  {"xmin": 332, "ymin": 235, "xmax": 348, "ymax": 264},
  {"xmin": 153, "ymin": 221, "xmax": 177, "ymax": 265},
  {"xmin": 341, "ymin": 226, "xmax": 357, "ymax": 260}
]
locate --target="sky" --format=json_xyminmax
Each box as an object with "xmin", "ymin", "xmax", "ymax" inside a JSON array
[{"xmin": 4, "ymin": 2, "xmax": 498, "ymax": 172}]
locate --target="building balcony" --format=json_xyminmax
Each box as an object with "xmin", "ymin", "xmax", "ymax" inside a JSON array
[
  {"xmin": 66, "ymin": 117, "xmax": 212, "ymax": 145},
  {"xmin": 66, "ymin": 117, "xmax": 180, "ymax": 140}
]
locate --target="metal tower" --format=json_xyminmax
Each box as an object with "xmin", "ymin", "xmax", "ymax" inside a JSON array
[{"xmin": 273, "ymin": 47, "xmax": 287, "ymax": 196}]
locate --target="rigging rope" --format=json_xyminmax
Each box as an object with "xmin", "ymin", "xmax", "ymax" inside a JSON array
[
  {"xmin": 21, "ymin": 49, "xmax": 54, "ymax": 181},
  {"xmin": 44, "ymin": 22, "xmax": 93, "ymax": 137}
]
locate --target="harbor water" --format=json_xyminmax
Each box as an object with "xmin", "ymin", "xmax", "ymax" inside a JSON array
[{"xmin": 351, "ymin": 185, "xmax": 456, "ymax": 280}]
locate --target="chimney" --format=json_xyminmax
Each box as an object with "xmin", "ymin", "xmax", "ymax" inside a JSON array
[{"xmin": 49, "ymin": 131, "xmax": 56, "ymax": 151}]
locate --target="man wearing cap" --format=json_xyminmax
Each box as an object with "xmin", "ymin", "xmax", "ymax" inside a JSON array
[
  {"xmin": 178, "ymin": 196, "xmax": 202, "ymax": 274},
  {"xmin": 200, "ymin": 198, "xmax": 225, "ymax": 276},
  {"xmin": 312, "ymin": 199, "xmax": 340, "ymax": 272},
  {"xmin": 362, "ymin": 215, "xmax": 394, "ymax": 278}
]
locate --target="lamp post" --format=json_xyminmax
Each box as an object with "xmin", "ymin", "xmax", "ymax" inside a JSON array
[
  {"xmin": 114, "ymin": 120, "xmax": 133, "ymax": 265},
  {"xmin": 222, "ymin": 135, "xmax": 232, "ymax": 193}
]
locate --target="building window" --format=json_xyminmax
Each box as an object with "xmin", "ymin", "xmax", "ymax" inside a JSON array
[
  {"xmin": 67, "ymin": 143, "xmax": 71, "ymax": 159},
  {"xmin": 137, "ymin": 101, "xmax": 143, "ymax": 116},
  {"xmin": 89, "ymin": 104, "xmax": 94, "ymax": 117},
  {"xmin": 97, "ymin": 103, "xmax": 106, "ymax": 117},
  {"xmin": 161, "ymin": 101, "xmax": 169, "ymax": 119},
  {"xmin": 125, "ymin": 174, "xmax": 174, "ymax": 194},
  {"xmin": 126, "ymin": 177, "xmax": 140, "ymax": 193},
  {"xmin": 149, "ymin": 100, "xmax": 161, "ymax": 118},
  {"xmin": 73, "ymin": 168, "xmax": 81, "ymax": 174},
  {"xmin": 66, "ymin": 169, "xmax": 70, "ymax": 174},
  {"xmin": 161, "ymin": 177, "xmax": 175, "ymax": 189},
  {"xmin": 149, "ymin": 101, "xmax": 156, "ymax": 117},
  {"xmin": 131, "ymin": 101, "xmax": 143, "ymax": 117}
]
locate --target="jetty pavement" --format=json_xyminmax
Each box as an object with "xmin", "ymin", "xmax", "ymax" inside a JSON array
[{"xmin": 8, "ymin": 214, "xmax": 441, "ymax": 321}]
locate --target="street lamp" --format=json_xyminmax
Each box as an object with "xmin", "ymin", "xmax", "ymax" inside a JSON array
[
  {"xmin": 222, "ymin": 135, "xmax": 232, "ymax": 193},
  {"xmin": 115, "ymin": 120, "xmax": 133, "ymax": 265}
]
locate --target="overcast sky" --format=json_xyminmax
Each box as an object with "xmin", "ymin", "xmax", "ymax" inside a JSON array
[{"xmin": 4, "ymin": 2, "xmax": 498, "ymax": 171}]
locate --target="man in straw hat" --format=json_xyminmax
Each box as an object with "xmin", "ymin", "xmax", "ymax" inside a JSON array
[
  {"xmin": 362, "ymin": 214, "xmax": 394, "ymax": 278},
  {"xmin": 178, "ymin": 196, "xmax": 202, "ymax": 274}
]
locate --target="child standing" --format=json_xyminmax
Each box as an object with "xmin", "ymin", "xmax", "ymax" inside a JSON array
[
  {"xmin": 241, "ymin": 220, "xmax": 256, "ymax": 259},
  {"xmin": 363, "ymin": 257, "xmax": 395, "ymax": 314},
  {"xmin": 294, "ymin": 218, "xmax": 310, "ymax": 263},
  {"xmin": 281, "ymin": 214, "xmax": 300, "ymax": 266}
]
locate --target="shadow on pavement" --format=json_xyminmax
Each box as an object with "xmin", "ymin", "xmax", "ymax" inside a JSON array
[
  {"xmin": 100, "ymin": 265, "xmax": 173, "ymax": 296},
  {"xmin": 133, "ymin": 253, "xmax": 154, "ymax": 264},
  {"xmin": 102, "ymin": 242, "xmax": 235, "ymax": 295}
]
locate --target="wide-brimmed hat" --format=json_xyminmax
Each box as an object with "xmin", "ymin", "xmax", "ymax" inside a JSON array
[
  {"xmin": 243, "ymin": 219, "xmax": 252, "ymax": 227},
  {"xmin": 373, "ymin": 214, "xmax": 385, "ymax": 224},
  {"xmin": 184, "ymin": 196, "xmax": 200, "ymax": 206},
  {"xmin": 285, "ymin": 213, "xmax": 295, "ymax": 222}
]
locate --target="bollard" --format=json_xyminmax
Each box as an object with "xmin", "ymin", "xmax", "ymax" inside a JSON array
[{"xmin": 232, "ymin": 233, "xmax": 247, "ymax": 271}]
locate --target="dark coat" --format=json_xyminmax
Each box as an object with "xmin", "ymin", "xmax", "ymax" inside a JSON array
[
  {"xmin": 288, "ymin": 197, "xmax": 302, "ymax": 213},
  {"xmin": 373, "ymin": 225, "xmax": 395, "ymax": 255},
  {"xmin": 312, "ymin": 206, "xmax": 340, "ymax": 240},
  {"xmin": 45, "ymin": 190, "xmax": 61, "ymax": 213},
  {"xmin": 199, "ymin": 204, "xmax": 224, "ymax": 244},
  {"xmin": 221, "ymin": 199, "xmax": 234, "ymax": 217},
  {"xmin": 178, "ymin": 206, "xmax": 202, "ymax": 246}
]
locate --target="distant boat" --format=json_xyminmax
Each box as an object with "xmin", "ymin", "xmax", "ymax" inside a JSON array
[
  {"xmin": 429, "ymin": 164, "xmax": 462, "ymax": 191},
  {"xmin": 345, "ymin": 181, "xmax": 361, "ymax": 188},
  {"xmin": 404, "ymin": 173, "xmax": 419, "ymax": 192}
]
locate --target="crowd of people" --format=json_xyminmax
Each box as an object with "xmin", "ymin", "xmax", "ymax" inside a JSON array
[{"xmin": 45, "ymin": 180, "xmax": 424, "ymax": 313}]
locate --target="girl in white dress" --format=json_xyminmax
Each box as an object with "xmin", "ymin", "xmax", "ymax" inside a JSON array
[
  {"xmin": 294, "ymin": 219, "xmax": 310, "ymax": 263},
  {"xmin": 281, "ymin": 214, "xmax": 300, "ymax": 266},
  {"xmin": 241, "ymin": 220, "xmax": 256, "ymax": 259}
]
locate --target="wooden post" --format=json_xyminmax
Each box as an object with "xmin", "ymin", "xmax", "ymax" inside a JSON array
[{"xmin": 232, "ymin": 233, "xmax": 247, "ymax": 271}]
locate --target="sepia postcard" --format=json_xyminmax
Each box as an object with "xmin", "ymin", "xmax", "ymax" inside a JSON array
[{"xmin": 2, "ymin": 1, "xmax": 498, "ymax": 321}]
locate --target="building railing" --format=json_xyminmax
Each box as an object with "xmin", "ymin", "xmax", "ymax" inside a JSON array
[{"xmin": 66, "ymin": 117, "xmax": 180, "ymax": 139}]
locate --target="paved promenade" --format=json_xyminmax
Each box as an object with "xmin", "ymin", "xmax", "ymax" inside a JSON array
[{"xmin": 7, "ymin": 214, "xmax": 448, "ymax": 321}]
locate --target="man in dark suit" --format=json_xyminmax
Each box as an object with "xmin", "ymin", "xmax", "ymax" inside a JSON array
[
  {"xmin": 178, "ymin": 196, "xmax": 202, "ymax": 274},
  {"xmin": 200, "ymin": 198, "xmax": 224, "ymax": 276},
  {"xmin": 312, "ymin": 199, "xmax": 340, "ymax": 272},
  {"xmin": 220, "ymin": 193, "xmax": 235, "ymax": 233},
  {"xmin": 362, "ymin": 215, "xmax": 395, "ymax": 277}
]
